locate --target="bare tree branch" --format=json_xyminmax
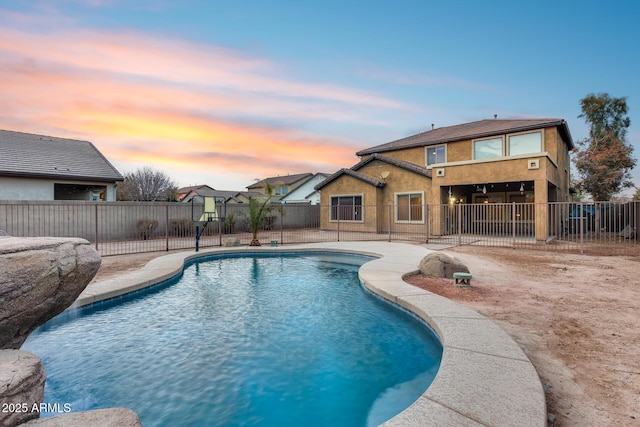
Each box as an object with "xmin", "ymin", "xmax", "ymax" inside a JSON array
[{"xmin": 117, "ymin": 166, "xmax": 178, "ymax": 201}]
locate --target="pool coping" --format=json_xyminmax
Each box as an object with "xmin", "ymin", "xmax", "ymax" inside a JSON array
[{"xmin": 76, "ymin": 241, "xmax": 546, "ymax": 427}]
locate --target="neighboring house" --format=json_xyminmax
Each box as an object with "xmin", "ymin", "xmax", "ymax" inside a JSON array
[
  {"xmin": 178, "ymin": 185, "xmax": 259, "ymax": 204},
  {"xmin": 0, "ymin": 129, "xmax": 123, "ymax": 201},
  {"xmin": 279, "ymin": 173, "xmax": 330, "ymax": 204},
  {"xmin": 246, "ymin": 173, "xmax": 314, "ymax": 202},
  {"xmin": 178, "ymin": 185, "xmax": 216, "ymax": 202},
  {"xmin": 315, "ymin": 118, "xmax": 574, "ymax": 241},
  {"xmin": 231, "ymin": 191, "xmax": 263, "ymax": 204}
]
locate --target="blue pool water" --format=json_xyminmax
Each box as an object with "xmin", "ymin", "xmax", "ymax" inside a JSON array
[{"xmin": 23, "ymin": 252, "xmax": 442, "ymax": 427}]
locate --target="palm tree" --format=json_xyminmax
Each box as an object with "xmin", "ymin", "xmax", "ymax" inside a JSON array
[{"xmin": 247, "ymin": 180, "xmax": 279, "ymax": 246}]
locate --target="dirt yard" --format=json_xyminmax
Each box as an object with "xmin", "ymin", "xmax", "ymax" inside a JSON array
[
  {"xmin": 405, "ymin": 246, "xmax": 639, "ymax": 427},
  {"xmin": 92, "ymin": 246, "xmax": 640, "ymax": 427}
]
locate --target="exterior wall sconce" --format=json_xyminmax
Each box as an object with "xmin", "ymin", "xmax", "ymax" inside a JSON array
[
  {"xmin": 482, "ymin": 185, "xmax": 487, "ymax": 194},
  {"xmin": 519, "ymin": 183, "xmax": 524, "ymax": 194}
]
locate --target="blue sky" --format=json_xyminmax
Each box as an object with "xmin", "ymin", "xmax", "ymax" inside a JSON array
[{"xmin": 1, "ymin": 0, "xmax": 638, "ymax": 195}]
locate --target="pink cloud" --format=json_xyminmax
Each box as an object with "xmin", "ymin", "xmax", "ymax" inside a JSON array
[
  {"xmin": 0, "ymin": 23, "xmax": 402, "ymax": 186},
  {"xmin": 0, "ymin": 27, "xmax": 411, "ymax": 109}
]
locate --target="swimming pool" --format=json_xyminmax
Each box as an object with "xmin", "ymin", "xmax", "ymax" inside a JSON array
[{"xmin": 24, "ymin": 252, "xmax": 442, "ymax": 427}]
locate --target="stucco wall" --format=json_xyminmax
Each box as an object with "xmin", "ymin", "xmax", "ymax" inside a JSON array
[
  {"xmin": 0, "ymin": 177, "xmax": 117, "ymax": 201},
  {"xmin": 0, "ymin": 177, "xmax": 54, "ymax": 200},
  {"xmin": 549, "ymin": 127, "xmax": 572, "ymax": 202},
  {"xmin": 319, "ymin": 174, "xmax": 380, "ymax": 231},
  {"xmin": 357, "ymin": 161, "xmax": 431, "ymax": 230},
  {"xmin": 446, "ymin": 138, "xmax": 471, "ymax": 162},
  {"xmin": 357, "ymin": 160, "xmax": 430, "ymax": 205},
  {"xmin": 433, "ymin": 157, "xmax": 545, "ymax": 186},
  {"xmin": 318, "ymin": 162, "xmax": 434, "ymax": 232}
]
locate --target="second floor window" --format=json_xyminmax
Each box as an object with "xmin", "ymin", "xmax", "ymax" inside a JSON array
[
  {"xmin": 474, "ymin": 137, "xmax": 503, "ymax": 159},
  {"xmin": 473, "ymin": 131, "xmax": 543, "ymax": 160},
  {"xmin": 426, "ymin": 145, "xmax": 446, "ymax": 166},
  {"xmin": 508, "ymin": 132, "xmax": 542, "ymax": 156}
]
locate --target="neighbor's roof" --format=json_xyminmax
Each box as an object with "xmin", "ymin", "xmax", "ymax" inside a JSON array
[
  {"xmin": 356, "ymin": 118, "xmax": 574, "ymax": 156},
  {"xmin": 179, "ymin": 186, "xmax": 252, "ymax": 203},
  {"xmin": 177, "ymin": 184, "xmax": 215, "ymax": 194},
  {"xmin": 246, "ymin": 172, "xmax": 313, "ymax": 189},
  {"xmin": 0, "ymin": 129, "xmax": 123, "ymax": 182}
]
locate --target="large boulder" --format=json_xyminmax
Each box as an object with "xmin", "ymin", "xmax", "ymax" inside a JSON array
[
  {"xmin": 0, "ymin": 237, "xmax": 101, "ymax": 349},
  {"xmin": 0, "ymin": 237, "xmax": 143, "ymax": 427},
  {"xmin": 19, "ymin": 408, "xmax": 142, "ymax": 427},
  {"xmin": 419, "ymin": 252, "xmax": 469, "ymax": 278},
  {"xmin": 0, "ymin": 350, "xmax": 46, "ymax": 427}
]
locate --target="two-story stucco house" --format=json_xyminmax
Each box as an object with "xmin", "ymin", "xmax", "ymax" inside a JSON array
[{"xmin": 315, "ymin": 118, "xmax": 574, "ymax": 241}]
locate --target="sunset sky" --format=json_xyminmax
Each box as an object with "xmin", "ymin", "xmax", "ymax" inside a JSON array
[{"xmin": 1, "ymin": 1, "xmax": 639, "ymax": 193}]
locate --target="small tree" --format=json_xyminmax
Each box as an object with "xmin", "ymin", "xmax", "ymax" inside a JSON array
[
  {"xmin": 246, "ymin": 181, "xmax": 281, "ymax": 246},
  {"xmin": 633, "ymin": 188, "xmax": 640, "ymax": 201},
  {"xmin": 573, "ymin": 93, "xmax": 636, "ymax": 201},
  {"xmin": 117, "ymin": 166, "xmax": 178, "ymax": 201}
]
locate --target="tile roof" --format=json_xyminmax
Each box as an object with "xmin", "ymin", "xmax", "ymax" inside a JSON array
[
  {"xmin": 314, "ymin": 168, "xmax": 385, "ymax": 191},
  {"xmin": 353, "ymin": 154, "xmax": 432, "ymax": 178},
  {"xmin": 314, "ymin": 154, "xmax": 433, "ymax": 191},
  {"xmin": 179, "ymin": 186, "xmax": 253, "ymax": 203},
  {"xmin": 356, "ymin": 118, "xmax": 574, "ymax": 156},
  {"xmin": 177, "ymin": 184, "xmax": 215, "ymax": 194},
  {"xmin": 0, "ymin": 129, "xmax": 123, "ymax": 182}
]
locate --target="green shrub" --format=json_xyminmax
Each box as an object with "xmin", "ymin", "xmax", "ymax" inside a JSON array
[
  {"xmin": 170, "ymin": 217, "xmax": 192, "ymax": 237},
  {"xmin": 136, "ymin": 218, "xmax": 158, "ymax": 240},
  {"xmin": 222, "ymin": 212, "xmax": 237, "ymax": 234}
]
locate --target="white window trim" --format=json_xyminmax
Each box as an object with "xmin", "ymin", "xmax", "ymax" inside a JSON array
[
  {"xmin": 472, "ymin": 135, "xmax": 505, "ymax": 160},
  {"xmin": 394, "ymin": 191, "xmax": 425, "ymax": 224},
  {"xmin": 506, "ymin": 130, "xmax": 544, "ymax": 156},
  {"xmin": 425, "ymin": 144, "xmax": 447, "ymax": 169},
  {"xmin": 329, "ymin": 193, "xmax": 364, "ymax": 223}
]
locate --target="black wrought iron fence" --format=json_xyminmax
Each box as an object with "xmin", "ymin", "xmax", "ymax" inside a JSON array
[{"xmin": 0, "ymin": 200, "xmax": 637, "ymax": 256}]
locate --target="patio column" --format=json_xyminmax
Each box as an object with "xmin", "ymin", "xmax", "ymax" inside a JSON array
[
  {"xmin": 534, "ymin": 179, "xmax": 548, "ymax": 241},
  {"xmin": 428, "ymin": 183, "xmax": 444, "ymax": 236}
]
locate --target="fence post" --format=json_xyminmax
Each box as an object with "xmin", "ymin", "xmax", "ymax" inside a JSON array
[
  {"xmin": 337, "ymin": 208, "xmax": 340, "ymax": 241},
  {"xmin": 579, "ymin": 202, "xmax": 584, "ymax": 255},
  {"xmin": 165, "ymin": 204, "xmax": 169, "ymax": 252},
  {"xmin": 388, "ymin": 205, "xmax": 392, "ymax": 242},
  {"xmin": 457, "ymin": 203, "xmax": 462, "ymax": 246},
  {"xmin": 94, "ymin": 204, "xmax": 99, "ymax": 252},
  {"xmin": 512, "ymin": 202, "xmax": 516, "ymax": 248},
  {"xmin": 280, "ymin": 210, "xmax": 284, "ymax": 245},
  {"xmin": 425, "ymin": 205, "xmax": 430, "ymax": 243}
]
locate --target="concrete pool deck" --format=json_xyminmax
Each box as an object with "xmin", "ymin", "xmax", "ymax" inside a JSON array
[{"xmin": 76, "ymin": 241, "xmax": 546, "ymax": 427}]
